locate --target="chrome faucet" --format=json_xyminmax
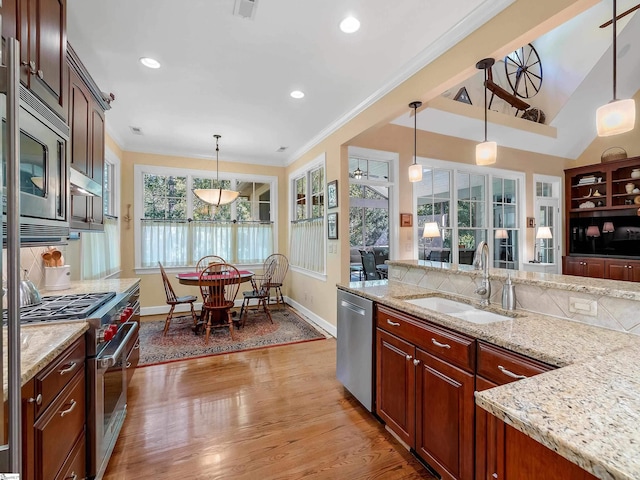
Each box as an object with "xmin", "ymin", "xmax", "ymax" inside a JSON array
[{"xmin": 473, "ymin": 241, "xmax": 491, "ymax": 306}]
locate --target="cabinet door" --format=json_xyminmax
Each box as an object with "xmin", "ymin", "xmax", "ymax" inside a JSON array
[
  {"xmin": 606, "ymin": 260, "xmax": 629, "ymax": 281},
  {"xmin": 504, "ymin": 422, "xmax": 597, "ymax": 479},
  {"xmin": 89, "ymin": 106, "xmax": 105, "ymax": 229},
  {"xmin": 628, "ymin": 261, "xmax": 640, "ymax": 282},
  {"xmin": 29, "ymin": 0, "xmax": 67, "ymax": 119},
  {"xmin": 475, "ymin": 376, "xmax": 503, "ymax": 480},
  {"xmin": 376, "ymin": 328, "xmax": 415, "ymax": 446},
  {"xmin": 584, "ymin": 258, "xmax": 604, "ymax": 278},
  {"xmin": 562, "ymin": 256, "xmax": 584, "ymax": 276},
  {"xmin": 415, "ymin": 348, "xmax": 474, "ymax": 480}
]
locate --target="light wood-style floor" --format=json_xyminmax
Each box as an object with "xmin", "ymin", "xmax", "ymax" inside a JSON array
[{"xmin": 103, "ymin": 338, "xmax": 434, "ymax": 479}]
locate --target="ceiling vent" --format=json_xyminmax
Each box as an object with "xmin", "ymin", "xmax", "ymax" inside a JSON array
[
  {"xmin": 233, "ymin": 0, "xmax": 258, "ymax": 20},
  {"xmin": 276, "ymin": 146, "xmax": 288, "ymax": 153},
  {"xmin": 129, "ymin": 126, "xmax": 144, "ymax": 135}
]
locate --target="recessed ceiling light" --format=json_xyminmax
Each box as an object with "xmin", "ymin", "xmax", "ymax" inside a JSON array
[
  {"xmin": 290, "ymin": 90, "xmax": 305, "ymax": 99},
  {"xmin": 340, "ymin": 16, "xmax": 360, "ymax": 34},
  {"xmin": 139, "ymin": 57, "xmax": 161, "ymax": 69}
]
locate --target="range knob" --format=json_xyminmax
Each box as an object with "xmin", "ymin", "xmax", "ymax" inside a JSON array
[{"xmin": 103, "ymin": 324, "xmax": 118, "ymax": 342}]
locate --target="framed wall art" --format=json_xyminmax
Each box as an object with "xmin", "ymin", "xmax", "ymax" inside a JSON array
[
  {"xmin": 327, "ymin": 212, "xmax": 338, "ymax": 239},
  {"xmin": 327, "ymin": 180, "xmax": 338, "ymax": 209}
]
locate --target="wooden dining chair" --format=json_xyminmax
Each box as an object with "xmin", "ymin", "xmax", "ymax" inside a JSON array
[
  {"xmin": 159, "ymin": 262, "xmax": 198, "ymax": 336},
  {"xmin": 263, "ymin": 253, "xmax": 289, "ymax": 308},
  {"xmin": 195, "ymin": 255, "xmax": 226, "ymax": 272},
  {"xmin": 198, "ymin": 262, "xmax": 241, "ymax": 343},
  {"xmin": 239, "ymin": 258, "xmax": 276, "ymax": 327}
]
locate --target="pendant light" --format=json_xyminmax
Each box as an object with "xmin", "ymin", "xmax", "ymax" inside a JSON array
[
  {"xmin": 353, "ymin": 160, "xmax": 363, "ymax": 179},
  {"xmin": 193, "ymin": 135, "xmax": 239, "ymax": 207},
  {"xmin": 475, "ymin": 58, "xmax": 497, "ymax": 166},
  {"xmin": 596, "ymin": 0, "xmax": 635, "ymax": 136},
  {"xmin": 408, "ymin": 101, "xmax": 423, "ymax": 182}
]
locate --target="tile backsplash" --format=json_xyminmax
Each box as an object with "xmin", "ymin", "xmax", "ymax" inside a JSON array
[{"xmin": 2, "ymin": 244, "xmax": 80, "ymax": 290}]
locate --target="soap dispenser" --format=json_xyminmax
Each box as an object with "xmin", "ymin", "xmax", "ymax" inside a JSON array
[{"xmin": 502, "ymin": 274, "xmax": 516, "ymax": 311}]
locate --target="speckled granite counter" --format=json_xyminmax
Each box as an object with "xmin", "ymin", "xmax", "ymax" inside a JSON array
[
  {"xmin": 4, "ymin": 321, "xmax": 88, "ymax": 396},
  {"xmin": 338, "ymin": 279, "xmax": 640, "ymax": 480},
  {"xmin": 40, "ymin": 277, "xmax": 140, "ymax": 297}
]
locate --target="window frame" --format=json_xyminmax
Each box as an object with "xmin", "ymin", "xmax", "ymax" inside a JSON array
[{"xmin": 133, "ymin": 164, "xmax": 278, "ymax": 272}]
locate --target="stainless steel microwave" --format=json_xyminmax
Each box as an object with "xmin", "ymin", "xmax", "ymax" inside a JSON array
[{"xmin": 2, "ymin": 86, "xmax": 70, "ymax": 244}]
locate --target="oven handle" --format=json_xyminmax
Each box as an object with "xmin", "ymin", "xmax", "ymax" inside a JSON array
[{"xmin": 98, "ymin": 322, "xmax": 138, "ymax": 369}]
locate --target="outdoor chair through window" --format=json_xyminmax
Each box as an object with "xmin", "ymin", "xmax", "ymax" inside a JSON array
[
  {"xmin": 159, "ymin": 262, "xmax": 198, "ymax": 336},
  {"xmin": 360, "ymin": 250, "xmax": 382, "ymax": 280}
]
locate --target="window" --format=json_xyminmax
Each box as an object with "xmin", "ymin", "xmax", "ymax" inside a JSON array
[
  {"xmin": 414, "ymin": 160, "xmax": 524, "ymax": 269},
  {"xmin": 134, "ymin": 165, "xmax": 277, "ymax": 269},
  {"xmin": 289, "ymin": 156, "xmax": 325, "ymax": 274}
]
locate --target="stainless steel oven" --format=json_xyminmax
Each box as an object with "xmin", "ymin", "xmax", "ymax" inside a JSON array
[{"xmin": 1, "ymin": 85, "xmax": 70, "ymax": 244}]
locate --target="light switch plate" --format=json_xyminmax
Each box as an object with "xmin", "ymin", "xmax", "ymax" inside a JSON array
[{"xmin": 569, "ymin": 297, "xmax": 597, "ymax": 317}]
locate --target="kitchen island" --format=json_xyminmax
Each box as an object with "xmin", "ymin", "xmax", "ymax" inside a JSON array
[{"xmin": 339, "ymin": 262, "xmax": 640, "ymax": 480}]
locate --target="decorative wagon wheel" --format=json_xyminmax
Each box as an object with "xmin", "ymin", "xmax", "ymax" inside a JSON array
[{"xmin": 504, "ymin": 43, "xmax": 543, "ymax": 99}]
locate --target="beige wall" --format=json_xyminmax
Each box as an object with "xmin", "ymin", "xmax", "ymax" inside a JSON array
[
  {"xmin": 572, "ymin": 88, "xmax": 640, "ymax": 168},
  {"xmin": 117, "ymin": 148, "xmax": 287, "ymax": 309}
]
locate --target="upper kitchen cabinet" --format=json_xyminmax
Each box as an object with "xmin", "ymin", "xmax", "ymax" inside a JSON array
[
  {"xmin": 1, "ymin": 0, "xmax": 68, "ymax": 120},
  {"xmin": 67, "ymin": 44, "xmax": 110, "ymax": 231}
]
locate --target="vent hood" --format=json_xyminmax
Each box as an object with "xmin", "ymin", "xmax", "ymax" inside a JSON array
[{"xmin": 70, "ymin": 167, "xmax": 102, "ymax": 196}]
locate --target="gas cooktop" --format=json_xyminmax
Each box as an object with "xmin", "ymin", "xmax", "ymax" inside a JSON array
[{"xmin": 4, "ymin": 291, "xmax": 117, "ymax": 324}]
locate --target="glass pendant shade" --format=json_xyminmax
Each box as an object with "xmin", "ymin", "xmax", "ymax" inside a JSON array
[
  {"xmin": 193, "ymin": 188, "xmax": 239, "ymax": 206},
  {"xmin": 408, "ymin": 163, "xmax": 422, "ymax": 182},
  {"xmin": 596, "ymin": 99, "xmax": 635, "ymax": 136},
  {"xmin": 475, "ymin": 141, "xmax": 497, "ymax": 166}
]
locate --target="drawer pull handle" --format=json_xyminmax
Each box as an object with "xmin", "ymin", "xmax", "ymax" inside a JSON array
[
  {"xmin": 406, "ymin": 355, "xmax": 412, "ymax": 361},
  {"xmin": 413, "ymin": 358, "xmax": 420, "ymax": 366},
  {"xmin": 492, "ymin": 474, "xmax": 498, "ymax": 479},
  {"xmin": 387, "ymin": 319, "xmax": 400, "ymax": 327},
  {"xmin": 126, "ymin": 362, "xmax": 132, "ymax": 368},
  {"xmin": 134, "ymin": 342, "xmax": 140, "ymax": 350},
  {"xmin": 66, "ymin": 472, "xmax": 78, "ymax": 480},
  {"xmin": 60, "ymin": 399, "xmax": 77, "ymax": 417},
  {"xmin": 28, "ymin": 393, "xmax": 43, "ymax": 405},
  {"xmin": 498, "ymin": 365, "xmax": 527, "ymax": 380},
  {"xmin": 431, "ymin": 338, "xmax": 451, "ymax": 349},
  {"xmin": 59, "ymin": 361, "xmax": 77, "ymax": 375}
]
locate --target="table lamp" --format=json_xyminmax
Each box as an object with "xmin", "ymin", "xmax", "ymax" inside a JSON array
[
  {"xmin": 586, "ymin": 225, "xmax": 600, "ymax": 254},
  {"xmin": 534, "ymin": 226, "xmax": 552, "ymax": 263},
  {"xmin": 422, "ymin": 222, "xmax": 440, "ymax": 262}
]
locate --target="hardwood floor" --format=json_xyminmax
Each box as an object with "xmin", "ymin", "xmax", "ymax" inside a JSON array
[{"xmin": 104, "ymin": 338, "xmax": 434, "ymax": 479}]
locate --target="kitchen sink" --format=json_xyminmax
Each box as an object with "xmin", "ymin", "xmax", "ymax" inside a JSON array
[{"xmin": 404, "ymin": 296, "xmax": 512, "ymax": 324}]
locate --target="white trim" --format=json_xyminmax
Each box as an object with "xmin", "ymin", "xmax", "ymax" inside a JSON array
[
  {"xmin": 141, "ymin": 295, "xmax": 336, "ymax": 338},
  {"xmin": 287, "ymin": 0, "xmax": 515, "ymax": 164},
  {"xmin": 133, "ymin": 164, "xmax": 278, "ymax": 269},
  {"xmin": 289, "ymin": 266, "xmax": 327, "ymax": 282},
  {"xmin": 124, "ymin": 145, "xmax": 287, "ymax": 167}
]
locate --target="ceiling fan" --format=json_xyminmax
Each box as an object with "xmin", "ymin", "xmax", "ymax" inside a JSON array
[{"xmin": 599, "ymin": 2, "xmax": 640, "ymax": 28}]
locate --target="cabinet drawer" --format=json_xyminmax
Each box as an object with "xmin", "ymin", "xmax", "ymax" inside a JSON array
[
  {"xmin": 35, "ymin": 336, "xmax": 85, "ymax": 417},
  {"xmin": 34, "ymin": 369, "xmax": 85, "ymax": 480},
  {"xmin": 477, "ymin": 341, "xmax": 553, "ymax": 386},
  {"xmin": 55, "ymin": 433, "xmax": 86, "ymax": 480},
  {"xmin": 377, "ymin": 305, "xmax": 475, "ymax": 372}
]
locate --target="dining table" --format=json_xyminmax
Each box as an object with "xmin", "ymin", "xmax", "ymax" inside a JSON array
[{"xmin": 176, "ymin": 269, "xmax": 254, "ymax": 332}]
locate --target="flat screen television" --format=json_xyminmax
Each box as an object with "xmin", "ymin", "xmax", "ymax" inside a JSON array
[{"xmin": 569, "ymin": 216, "xmax": 640, "ymax": 258}]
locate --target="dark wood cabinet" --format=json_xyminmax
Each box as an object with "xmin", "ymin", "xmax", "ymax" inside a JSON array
[
  {"xmin": 562, "ymin": 256, "xmax": 605, "ymax": 278},
  {"xmin": 564, "ymin": 157, "xmax": 640, "ymax": 281},
  {"xmin": 67, "ymin": 47, "xmax": 106, "ymax": 231},
  {"xmin": 18, "ymin": 336, "xmax": 86, "ymax": 480},
  {"xmin": 605, "ymin": 258, "xmax": 640, "ymax": 281},
  {"xmin": 1, "ymin": 0, "xmax": 67, "ymax": 119},
  {"xmin": 475, "ymin": 341, "xmax": 554, "ymax": 480},
  {"xmin": 376, "ymin": 305, "xmax": 475, "ymax": 480}
]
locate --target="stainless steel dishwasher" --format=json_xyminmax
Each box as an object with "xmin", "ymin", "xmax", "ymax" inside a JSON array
[{"xmin": 336, "ymin": 290, "xmax": 374, "ymax": 412}]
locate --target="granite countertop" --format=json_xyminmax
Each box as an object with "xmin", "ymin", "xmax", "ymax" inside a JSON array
[
  {"xmin": 4, "ymin": 321, "xmax": 88, "ymax": 396},
  {"xmin": 339, "ymin": 279, "xmax": 640, "ymax": 480},
  {"xmin": 40, "ymin": 277, "xmax": 140, "ymax": 297}
]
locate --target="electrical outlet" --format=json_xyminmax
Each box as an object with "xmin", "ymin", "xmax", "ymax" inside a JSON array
[{"xmin": 569, "ymin": 297, "xmax": 597, "ymax": 317}]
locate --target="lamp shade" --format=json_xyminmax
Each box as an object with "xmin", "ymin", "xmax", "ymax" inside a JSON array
[
  {"xmin": 494, "ymin": 229, "xmax": 508, "ymax": 239},
  {"xmin": 408, "ymin": 163, "xmax": 423, "ymax": 182},
  {"xmin": 586, "ymin": 225, "xmax": 601, "ymax": 238},
  {"xmin": 602, "ymin": 222, "xmax": 615, "ymax": 233},
  {"xmin": 422, "ymin": 222, "xmax": 440, "ymax": 238},
  {"xmin": 535, "ymin": 226, "xmax": 553, "ymax": 239},
  {"xmin": 596, "ymin": 99, "xmax": 636, "ymax": 136},
  {"xmin": 193, "ymin": 188, "xmax": 239, "ymax": 206},
  {"xmin": 476, "ymin": 141, "xmax": 497, "ymax": 166}
]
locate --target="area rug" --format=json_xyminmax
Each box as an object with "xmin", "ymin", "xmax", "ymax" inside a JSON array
[{"xmin": 138, "ymin": 306, "xmax": 327, "ymax": 366}]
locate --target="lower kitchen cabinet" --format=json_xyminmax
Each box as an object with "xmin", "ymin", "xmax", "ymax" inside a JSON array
[
  {"xmin": 605, "ymin": 258, "xmax": 640, "ymax": 282},
  {"xmin": 376, "ymin": 305, "xmax": 475, "ymax": 480},
  {"xmin": 562, "ymin": 256, "xmax": 605, "ymax": 278},
  {"xmin": 21, "ymin": 336, "xmax": 87, "ymax": 480}
]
